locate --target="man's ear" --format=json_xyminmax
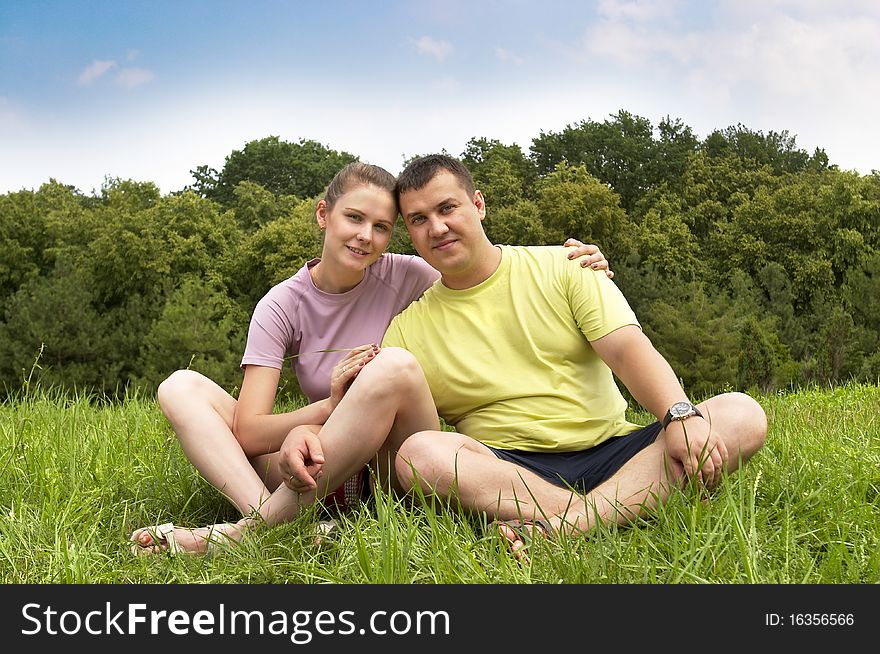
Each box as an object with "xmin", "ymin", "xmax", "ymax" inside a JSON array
[
  {"xmin": 315, "ymin": 199, "xmax": 328, "ymax": 229},
  {"xmin": 473, "ymin": 190, "xmax": 487, "ymax": 220}
]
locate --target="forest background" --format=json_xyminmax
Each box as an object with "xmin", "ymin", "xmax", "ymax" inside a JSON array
[{"xmin": 2, "ymin": 109, "xmax": 879, "ymax": 402}]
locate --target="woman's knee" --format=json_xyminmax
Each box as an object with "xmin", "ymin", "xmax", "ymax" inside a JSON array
[
  {"xmin": 357, "ymin": 347, "xmax": 427, "ymax": 395},
  {"xmin": 156, "ymin": 369, "xmax": 216, "ymax": 415},
  {"xmin": 158, "ymin": 370, "xmax": 193, "ymax": 408}
]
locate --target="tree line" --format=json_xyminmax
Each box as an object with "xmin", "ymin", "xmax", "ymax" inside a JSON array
[{"xmin": 1, "ymin": 110, "xmax": 878, "ymax": 401}]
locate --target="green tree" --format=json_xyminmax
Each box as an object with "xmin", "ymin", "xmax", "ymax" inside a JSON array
[
  {"xmin": 189, "ymin": 136, "xmax": 357, "ymax": 207},
  {"xmin": 843, "ymin": 253, "xmax": 880, "ymax": 333},
  {"xmin": 530, "ymin": 110, "xmax": 657, "ymax": 212},
  {"xmin": 668, "ymin": 150, "xmax": 779, "ymax": 240},
  {"xmin": 757, "ymin": 262, "xmax": 807, "ymax": 359},
  {"xmin": 649, "ymin": 116, "xmax": 700, "ymax": 193},
  {"xmin": 229, "ymin": 197, "xmax": 324, "ymax": 308},
  {"xmin": 737, "ymin": 316, "xmax": 777, "ymax": 393},
  {"xmin": 77, "ymin": 185, "xmax": 238, "ymax": 310},
  {"xmin": 136, "ymin": 276, "xmax": 248, "ymax": 394},
  {"xmin": 0, "ymin": 264, "xmax": 115, "ymax": 394},
  {"xmin": 701, "ymin": 124, "xmax": 816, "ymax": 175},
  {"xmin": 461, "ymin": 137, "xmax": 537, "ymax": 207},
  {"xmin": 533, "ymin": 163, "xmax": 634, "ymax": 260},
  {"xmin": 640, "ymin": 280, "xmax": 739, "ymax": 399},
  {"xmin": 0, "ymin": 181, "xmax": 90, "ymax": 299},
  {"xmin": 818, "ymin": 306, "xmax": 856, "ymax": 384},
  {"xmin": 630, "ymin": 194, "xmax": 705, "ymax": 281},
  {"xmin": 483, "ymin": 199, "xmax": 548, "ymax": 246},
  {"xmin": 231, "ymin": 180, "xmax": 300, "ymax": 233}
]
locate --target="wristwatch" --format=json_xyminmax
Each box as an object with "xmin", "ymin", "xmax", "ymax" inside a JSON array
[{"xmin": 661, "ymin": 401, "xmax": 703, "ymax": 430}]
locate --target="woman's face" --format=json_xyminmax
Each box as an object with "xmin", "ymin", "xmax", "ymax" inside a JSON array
[{"xmin": 316, "ymin": 184, "xmax": 397, "ymax": 272}]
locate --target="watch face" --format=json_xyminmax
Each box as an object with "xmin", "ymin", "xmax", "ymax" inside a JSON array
[{"xmin": 670, "ymin": 401, "xmax": 692, "ymax": 417}]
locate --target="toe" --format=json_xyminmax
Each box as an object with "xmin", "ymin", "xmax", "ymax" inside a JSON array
[
  {"xmin": 129, "ymin": 528, "xmax": 152, "ymax": 546},
  {"xmin": 496, "ymin": 522, "xmax": 528, "ymax": 559},
  {"xmin": 496, "ymin": 522, "xmax": 516, "ymax": 543},
  {"xmin": 510, "ymin": 540, "xmax": 528, "ymax": 562}
]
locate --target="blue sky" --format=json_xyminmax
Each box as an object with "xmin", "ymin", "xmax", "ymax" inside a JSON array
[{"xmin": 2, "ymin": 0, "xmax": 878, "ymax": 195}]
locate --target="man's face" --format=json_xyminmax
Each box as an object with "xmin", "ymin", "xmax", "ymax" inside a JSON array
[{"xmin": 398, "ymin": 170, "xmax": 487, "ymax": 277}]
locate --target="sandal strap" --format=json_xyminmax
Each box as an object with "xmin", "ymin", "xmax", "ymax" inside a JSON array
[
  {"xmin": 152, "ymin": 523, "xmax": 181, "ymax": 555},
  {"xmin": 495, "ymin": 518, "xmax": 555, "ymax": 543},
  {"xmin": 204, "ymin": 523, "xmax": 240, "ymax": 555}
]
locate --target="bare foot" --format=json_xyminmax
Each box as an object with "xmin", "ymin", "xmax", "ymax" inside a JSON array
[
  {"xmin": 496, "ymin": 523, "xmax": 529, "ymax": 562},
  {"xmin": 495, "ymin": 519, "xmax": 556, "ymax": 564}
]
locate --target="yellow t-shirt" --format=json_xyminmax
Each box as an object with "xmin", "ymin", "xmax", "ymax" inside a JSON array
[{"xmin": 381, "ymin": 245, "xmax": 643, "ymax": 452}]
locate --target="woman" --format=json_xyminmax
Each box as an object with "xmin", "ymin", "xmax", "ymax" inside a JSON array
[{"xmin": 130, "ymin": 162, "xmax": 611, "ymax": 555}]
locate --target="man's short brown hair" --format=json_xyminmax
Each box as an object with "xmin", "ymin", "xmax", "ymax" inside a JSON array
[{"xmin": 395, "ymin": 154, "xmax": 476, "ymax": 200}]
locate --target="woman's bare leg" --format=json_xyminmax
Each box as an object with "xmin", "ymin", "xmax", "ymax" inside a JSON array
[
  {"xmin": 132, "ymin": 349, "xmax": 438, "ymax": 553},
  {"xmin": 253, "ymin": 347, "xmax": 440, "ymax": 527},
  {"xmin": 131, "ymin": 370, "xmax": 274, "ymax": 553},
  {"xmin": 157, "ymin": 370, "xmax": 272, "ymax": 513}
]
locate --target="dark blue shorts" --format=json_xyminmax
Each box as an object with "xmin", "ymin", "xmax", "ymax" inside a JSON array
[{"xmin": 488, "ymin": 422, "xmax": 663, "ymax": 492}]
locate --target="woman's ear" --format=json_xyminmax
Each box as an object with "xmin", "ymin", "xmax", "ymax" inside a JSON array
[{"xmin": 315, "ymin": 199, "xmax": 328, "ymax": 230}]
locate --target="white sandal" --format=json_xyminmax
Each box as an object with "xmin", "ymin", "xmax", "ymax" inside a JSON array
[
  {"xmin": 313, "ymin": 518, "xmax": 339, "ymax": 546},
  {"xmin": 130, "ymin": 522, "xmax": 238, "ymax": 556}
]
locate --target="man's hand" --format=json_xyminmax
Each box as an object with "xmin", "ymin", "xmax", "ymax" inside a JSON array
[
  {"xmin": 328, "ymin": 344, "xmax": 379, "ymax": 411},
  {"xmin": 279, "ymin": 425, "xmax": 325, "ymax": 492},
  {"xmin": 564, "ymin": 238, "xmax": 614, "ymax": 279},
  {"xmin": 663, "ymin": 417, "xmax": 729, "ymax": 489}
]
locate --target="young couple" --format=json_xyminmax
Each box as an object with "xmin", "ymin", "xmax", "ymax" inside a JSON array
[{"xmin": 131, "ymin": 156, "xmax": 767, "ymax": 559}]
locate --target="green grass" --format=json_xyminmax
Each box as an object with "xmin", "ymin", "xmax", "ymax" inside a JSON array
[{"xmin": 0, "ymin": 384, "xmax": 877, "ymax": 584}]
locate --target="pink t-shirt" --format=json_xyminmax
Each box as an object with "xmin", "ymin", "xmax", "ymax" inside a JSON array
[{"xmin": 241, "ymin": 253, "xmax": 439, "ymax": 403}]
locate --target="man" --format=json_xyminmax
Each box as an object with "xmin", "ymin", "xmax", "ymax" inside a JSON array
[{"xmin": 381, "ymin": 154, "xmax": 767, "ymax": 557}]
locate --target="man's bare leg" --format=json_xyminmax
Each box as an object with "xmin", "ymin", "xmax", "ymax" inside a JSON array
[{"xmin": 396, "ymin": 392, "xmax": 767, "ymax": 550}]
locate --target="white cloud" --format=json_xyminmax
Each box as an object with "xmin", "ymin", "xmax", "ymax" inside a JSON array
[
  {"xmin": 115, "ymin": 67, "xmax": 156, "ymax": 89},
  {"xmin": 597, "ymin": 0, "xmax": 682, "ymax": 22},
  {"xmin": 126, "ymin": 49, "xmax": 140, "ymax": 61},
  {"xmin": 77, "ymin": 59, "xmax": 118, "ymax": 85},
  {"xmin": 410, "ymin": 36, "xmax": 454, "ymax": 62},
  {"xmin": 495, "ymin": 47, "xmax": 524, "ymax": 65},
  {"xmin": 583, "ymin": 4, "xmax": 880, "ymax": 104},
  {"xmin": 574, "ymin": 1, "xmax": 880, "ymax": 174},
  {"xmin": 585, "ymin": 20, "xmax": 695, "ymax": 66}
]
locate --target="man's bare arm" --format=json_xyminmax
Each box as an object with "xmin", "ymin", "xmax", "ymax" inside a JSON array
[{"xmin": 590, "ymin": 325, "xmax": 727, "ymax": 486}]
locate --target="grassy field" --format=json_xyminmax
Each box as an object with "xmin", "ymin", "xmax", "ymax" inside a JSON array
[{"xmin": 0, "ymin": 383, "xmax": 877, "ymax": 584}]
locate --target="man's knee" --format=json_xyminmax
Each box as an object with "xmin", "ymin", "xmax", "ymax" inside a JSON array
[
  {"xmin": 708, "ymin": 391, "xmax": 768, "ymax": 455},
  {"xmin": 394, "ymin": 430, "xmax": 444, "ymax": 491}
]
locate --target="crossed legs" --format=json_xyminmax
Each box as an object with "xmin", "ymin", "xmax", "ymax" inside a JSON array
[
  {"xmin": 131, "ymin": 347, "xmax": 439, "ymax": 554},
  {"xmin": 394, "ymin": 392, "xmax": 768, "ymax": 545},
  {"xmin": 254, "ymin": 347, "xmax": 440, "ymax": 527}
]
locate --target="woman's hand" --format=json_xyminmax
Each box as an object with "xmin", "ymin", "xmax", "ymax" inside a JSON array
[
  {"xmin": 279, "ymin": 425, "xmax": 325, "ymax": 492},
  {"xmin": 328, "ymin": 344, "xmax": 379, "ymax": 411},
  {"xmin": 564, "ymin": 238, "xmax": 614, "ymax": 279}
]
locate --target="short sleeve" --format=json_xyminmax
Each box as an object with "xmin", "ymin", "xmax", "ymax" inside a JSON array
[
  {"xmin": 566, "ymin": 265, "xmax": 639, "ymax": 342},
  {"xmin": 391, "ymin": 255, "xmax": 440, "ymax": 315},
  {"xmin": 240, "ymin": 292, "xmax": 295, "ymax": 369}
]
